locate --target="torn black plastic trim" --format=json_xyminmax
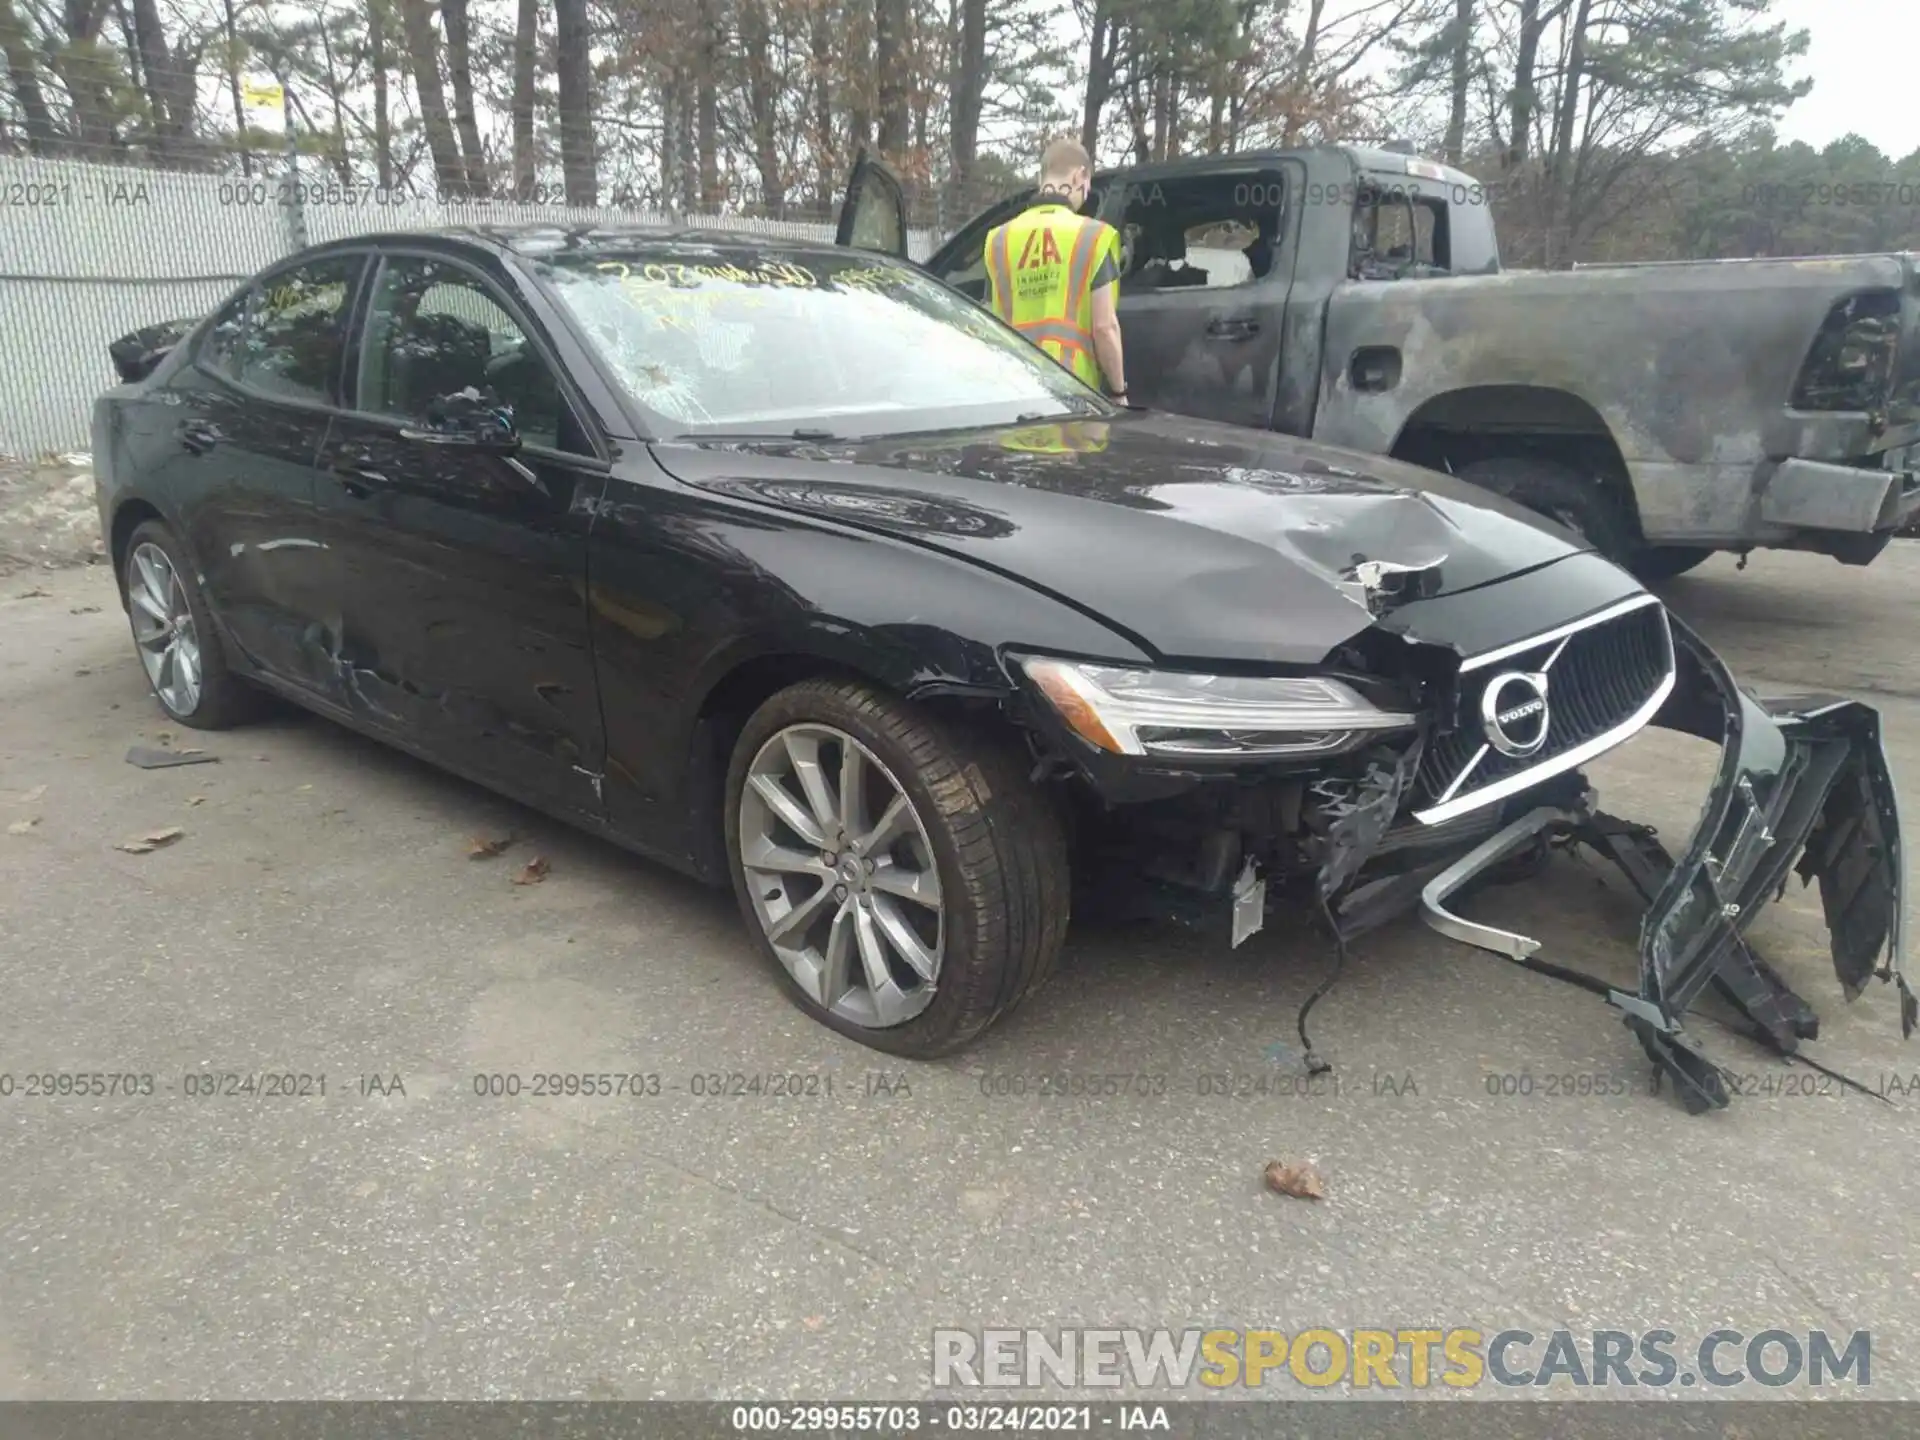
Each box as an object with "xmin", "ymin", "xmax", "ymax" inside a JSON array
[
  {"xmin": 1419, "ymin": 613, "xmax": 1912, "ymax": 1114},
  {"xmin": 1641, "ymin": 617, "xmax": 1909, "ymax": 1039}
]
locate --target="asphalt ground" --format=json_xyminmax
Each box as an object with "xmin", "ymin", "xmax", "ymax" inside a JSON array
[{"xmin": 3, "ymin": 546, "xmax": 1919, "ymax": 1403}]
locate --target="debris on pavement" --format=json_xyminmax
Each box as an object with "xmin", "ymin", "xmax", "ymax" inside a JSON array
[
  {"xmin": 7, "ymin": 817, "xmax": 39, "ymax": 835},
  {"xmin": 115, "ymin": 826, "xmax": 185, "ymax": 854},
  {"xmin": 22, "ymin": 785, "xmax": 45, "ymax": 803},
  {"xmin": 186, "ymin": 795, "xmax": 206, "ymax": 806},
  {"xmin": 468, "ymin": 833, "xmax": 515, "ymax": 859},
  {"xmin": 127, "ymin": 745, "xmax": 218, "ymax": 769},
  {"xmin": 69, "ymin": 604, "xmax": 100, "ymax": 614},
  {"xmin": 511, "ymin": 855, "xmax": 552, "ymax": 885},
  {"xmin": 1262, "ymin": 1159, "xmax": 1327, "ymax": 1200},
  {"xmin": 0, "ymin": 452, "xmax": 99, "ymax": 576},
  {"xmin": 13, "ymin": 587, "xmax": 50, "ymax": 599}
]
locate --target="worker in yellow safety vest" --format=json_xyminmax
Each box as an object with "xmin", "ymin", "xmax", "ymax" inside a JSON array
[{"xmin": 983, "ymin": 138, "xmax": 1129, "ymax": 405}]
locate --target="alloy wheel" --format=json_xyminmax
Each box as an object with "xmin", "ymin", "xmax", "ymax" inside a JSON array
[
  {"xmin": 738, "ymin": 722, "xmax": 946, "ymax": 1028},
  {"xmin": 127, "ymin": 541, "xmax": 202, "ymax": 718}
]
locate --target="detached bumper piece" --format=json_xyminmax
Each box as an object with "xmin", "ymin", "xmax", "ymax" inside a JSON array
[{"xmin": 1421, "ymin": 616, "xmax": 1914, "ymax": 1114}]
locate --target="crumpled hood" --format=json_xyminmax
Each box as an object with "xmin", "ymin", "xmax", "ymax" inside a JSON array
[{"xmin": 651, "ymin": 410, "xmax": 1603, "ymax": 665}]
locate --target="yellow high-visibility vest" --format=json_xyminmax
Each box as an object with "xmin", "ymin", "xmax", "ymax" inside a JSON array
[{"xmin": 983, "ymin": 203, "xmax": 1121, "ymax": 390}]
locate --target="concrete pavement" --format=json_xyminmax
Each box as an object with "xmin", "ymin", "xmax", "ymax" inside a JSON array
[{"xmin": 3, "ymin": 548, "xmax": 1918, "ymax": 1400}]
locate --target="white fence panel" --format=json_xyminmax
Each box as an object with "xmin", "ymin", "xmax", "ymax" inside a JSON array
[{"xmin": 1, "ymin": 154, "xmax": 934, "ymax": 455}]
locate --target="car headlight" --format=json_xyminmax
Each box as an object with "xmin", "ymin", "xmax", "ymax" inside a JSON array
[{"xmin": 1017, "ymin": 656, "xmax": 1418, "ymax": 759}]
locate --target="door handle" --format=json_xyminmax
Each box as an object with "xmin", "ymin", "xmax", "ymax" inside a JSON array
[
  {"xmin": 1205, "ymin": 318, "xmax": 1261, "ymax": 341},
  {"xmin": 179, "ymin": 421, "xmax": 221, "ymax": 454}
]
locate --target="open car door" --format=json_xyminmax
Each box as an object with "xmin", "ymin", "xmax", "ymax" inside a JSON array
[{"xmin": 834, "ymin": 149, "xmax": 909, "ymax": 259}]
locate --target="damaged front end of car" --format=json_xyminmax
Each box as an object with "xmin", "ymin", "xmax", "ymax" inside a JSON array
[
  {"xmin": 1020, "ymin": 594, "xmax": 1911, "ymax": 1114},
  {"xmin": 1421, "ymin": 614, "xmax": 1914, "ymax": 1112}
]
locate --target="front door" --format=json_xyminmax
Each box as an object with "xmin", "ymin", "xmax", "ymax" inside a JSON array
[
  {"xmin": 315, "ymin": 250, "xmax": 611, "ymax": 819},
  {"xmin": 1097, "ymin": 166, "xmax": 1298, "ymax": 428}
]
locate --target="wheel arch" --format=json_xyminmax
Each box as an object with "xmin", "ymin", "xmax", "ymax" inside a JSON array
[
  {"xmin": 108, "ymin": 497, "xmax": 169, "ymax": 607},
  {"xmin": 679, "ymin": 637, "xmax": 1027, "ymax": 884},
  {"xmin": 1388, "ymin": 383, "xmax": 1649, "ymax": 541}
]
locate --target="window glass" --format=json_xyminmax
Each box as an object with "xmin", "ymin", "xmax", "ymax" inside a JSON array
[
  {"xmin": 1352, "ymin": 188, "xmax": 1450, "ymax": 278},
  {"xmin": 539, "ymin": 247, "xmax": 1105, "ymax": 437},
  {"xmin": 199, "ymin": 293, "xmax": 250, "ymax": 380},
  {"xmin": 359, "ymin": 257, "xmax": 565, "ymax": 450},
  {"xmin": 232, "ymin": 255, "xmax": 361, "ymax": 404},
  {"xmin": 1113, "ymin": 174, "xmax": 1287, "ymax": 294}
]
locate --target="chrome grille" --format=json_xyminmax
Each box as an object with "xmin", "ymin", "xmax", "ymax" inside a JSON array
[{"xmin": 1411, "ymin": 596, "xmax": 1676, "ymax": 825}]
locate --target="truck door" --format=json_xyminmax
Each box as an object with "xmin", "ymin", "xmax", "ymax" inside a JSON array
[
  {"xmin": 834, "ymin": 150, "xmax": 910, "ymax": 259},
  {"xmin": 921, "ymin": 190, "xmax": 1038, "ymax": 302},
  {"xmin": 1099, "ymin": 166, "xmax": 1297, "ymax": 429}
]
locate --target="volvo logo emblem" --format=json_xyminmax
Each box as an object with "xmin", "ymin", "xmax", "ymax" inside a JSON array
[{"xmin": 1481, "ymin": 671, "xmax": 1551, "ymax": 758}]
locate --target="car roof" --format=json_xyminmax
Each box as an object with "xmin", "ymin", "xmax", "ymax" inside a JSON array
[
  {"xmin": 294, "ymin": 223, "xmax": 842, "ymax": 266},
  {"xmin": 1094, "ymin": 144, "xmax": 1476, "ymax": 188}
]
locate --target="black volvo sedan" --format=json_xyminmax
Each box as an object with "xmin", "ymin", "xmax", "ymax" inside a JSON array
[{"xmin": 92, "ymin": 225, "xmax": 1912, "ymax": 1109}]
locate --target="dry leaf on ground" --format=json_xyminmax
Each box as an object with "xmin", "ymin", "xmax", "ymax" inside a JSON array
[
  {"xmin": 511, "ymin": 855, "xmax": 552, "ymax": 885},
  {"xmin": 468, "ymin": 834, "xmax": 514, "ymax": 859},
  {"xmin": 7, "ymin": 817, "xmax": 39, "ymax": 835},
  {"xmin": 115, "ymin": 826, "xmax": 185, "ymax": 855},
  {"xmin": 1262, "ymin": 1159, "xmax": 1326, "ymax": 1200},
  {"xmin": 186, "ymin": 795, "xmax": 207, "ymax": 807}
]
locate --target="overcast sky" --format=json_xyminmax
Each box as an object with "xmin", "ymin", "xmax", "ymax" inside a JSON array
[{"xmin": 1771, "ymin": 0, "xmax": 1918, "ymax": 155}]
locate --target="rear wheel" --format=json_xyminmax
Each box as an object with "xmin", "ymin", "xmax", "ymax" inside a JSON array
[
  {"xmin": 1627, "ymin": 545, "xmax": 1713, "ymax": 582},
  {"xmin": 122, "ymin": 520, "xmax": 264, "ymax": 729},
  {"xmin": 1456, "ymin": 455, "xmax": 1642, "ymax": 566},
  {"xmin": 1457, "ymin": 455, "xmax": 1718, "ymax": 582},
  {"xmin": 723, "ymin": 677, "xmax": 1069, "ymax": 1058}
]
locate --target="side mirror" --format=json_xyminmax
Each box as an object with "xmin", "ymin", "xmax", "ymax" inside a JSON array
[{"xmin": 401, "ymin": 387, "xmax": 521, "ymax": 454}]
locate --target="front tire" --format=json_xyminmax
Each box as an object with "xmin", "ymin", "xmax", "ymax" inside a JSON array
[
  {"xmin": 122, "ymin": 519, "xmax": 262, "ymax": 729},
  {"xmin": 723, "ymin": 678, "xmax": 1069, "ymax": 1058}
]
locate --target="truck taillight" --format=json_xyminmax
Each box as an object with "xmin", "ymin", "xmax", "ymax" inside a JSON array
[{"xmin": 1792, "ymin": 289, "xmax": 1901, "ymax": 422}]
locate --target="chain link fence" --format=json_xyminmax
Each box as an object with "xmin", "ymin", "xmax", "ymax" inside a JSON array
[{"xmin": 0, "ymin": 152, "xmax": 939, "ymax": 456}]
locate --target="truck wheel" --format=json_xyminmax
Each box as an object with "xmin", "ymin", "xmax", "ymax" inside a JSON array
[
  {"xmin": 1456, "ymin": 456, "xmax": 1646, "ymax": 573},
  {"xmin": 1627, "ymin": 546, "xmax": 1712, "ymax": 582},
  {"xmin": 724, "ymin": 677, "xmax": 1070, "ymax": 1058}
]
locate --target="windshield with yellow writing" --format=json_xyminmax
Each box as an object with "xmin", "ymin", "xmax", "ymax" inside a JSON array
[{"xmin": 537, "ymin": 248, "xmax": 1103, "ymax": 437}]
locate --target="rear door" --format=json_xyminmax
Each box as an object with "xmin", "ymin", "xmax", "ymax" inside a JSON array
[
  {"xmin": 315, "ymin": 248, "xmax": 611, "ymax": 819},
  {"xmin": 158, "ymin": 252, "xmax": 367, "ymax": 692},
  {"xmin": 1097, "ymin": 164, "xmax": 1298, "ymax": 428}
]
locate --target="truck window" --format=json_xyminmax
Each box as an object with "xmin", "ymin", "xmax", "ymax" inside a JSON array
[
  {"xmin": 1111, "ymin": 173, "xmax": 1287, "ymax": 295},
  {"xmin": 1351, "ymin": 184, "xmax": 1451, "ymax": 280}
]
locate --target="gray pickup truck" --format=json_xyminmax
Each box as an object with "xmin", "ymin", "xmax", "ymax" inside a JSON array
[{"xmin": 837, "ymin": 145, "xmax": 1920, "ymax": 580}]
